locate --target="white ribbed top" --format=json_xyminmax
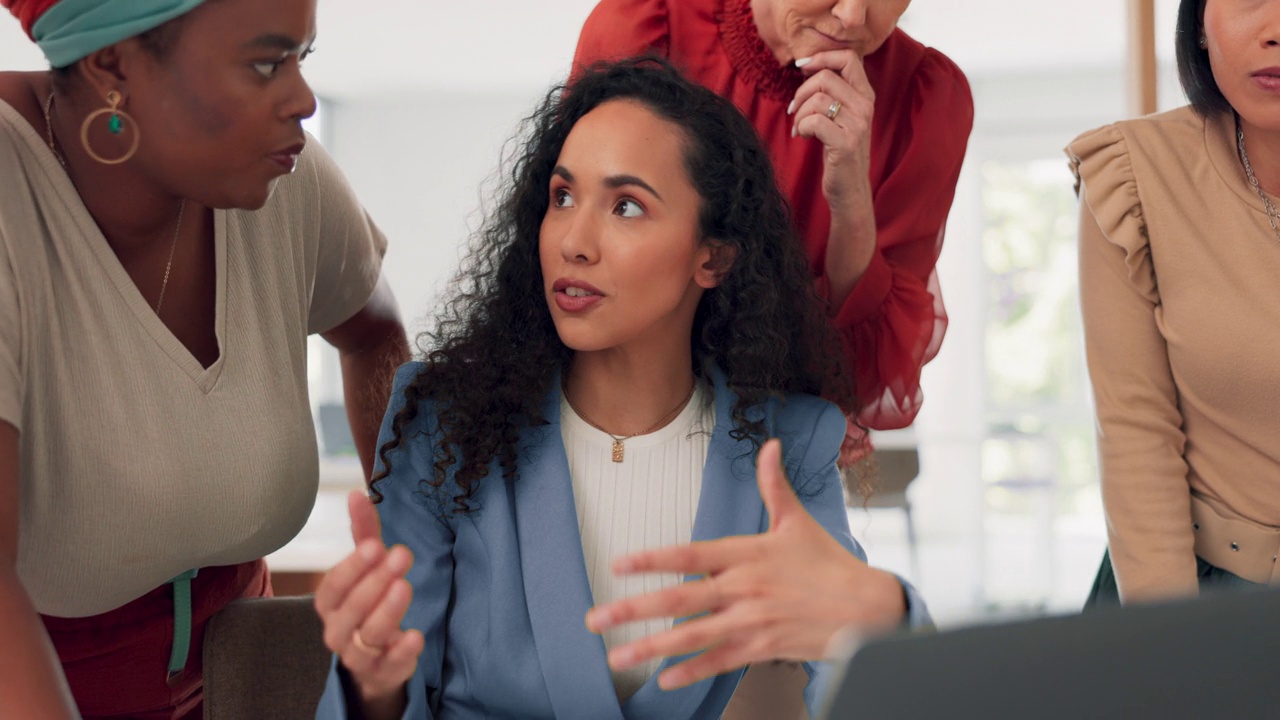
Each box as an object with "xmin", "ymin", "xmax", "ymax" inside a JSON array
[{"xmin": 561, "ymin": 382, "xmax": 714, "ymax": 702}]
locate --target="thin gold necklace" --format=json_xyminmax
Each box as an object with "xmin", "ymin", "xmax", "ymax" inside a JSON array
[
  {"xmin": 563, "ymin": 379, "xmax": 698, "ymax": 463},
  {"xmin": 45, "ymin": 92, "xmax": 186, "ymax": 317},
  {"xmin": 43, "ymin": 91, "xmax": 65, "ymax": 168}
]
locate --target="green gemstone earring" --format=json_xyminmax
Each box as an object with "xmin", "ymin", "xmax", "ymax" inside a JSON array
[
  {"xmin": 80, "ymin": 90, "xmax": 140, "ymax": 165},
  {"xmin": 105, "ymin": 89, "xmax": 125, "ymax": 134}
]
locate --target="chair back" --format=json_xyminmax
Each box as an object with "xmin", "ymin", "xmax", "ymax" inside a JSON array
[
  {"xmin": 202, "ymin": 596, "xmax": 332, "ymax": 720},
  {"xmin": 859, "ymin": 447, "xmax": 920, "ymax": 508}
]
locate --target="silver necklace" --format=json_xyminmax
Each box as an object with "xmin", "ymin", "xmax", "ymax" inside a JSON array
[
  {"xmin": 1236, "ymin": 117, "xmax": 1280, "ymax": 245},
  {"xmin": 44, "ymin": 92, "xmax": 186, "ymax": 316}
]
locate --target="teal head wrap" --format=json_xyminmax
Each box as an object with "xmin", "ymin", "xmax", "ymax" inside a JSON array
[{"xmin": 32, "ymin": 0, "xmax": 205, "ymax": 68}]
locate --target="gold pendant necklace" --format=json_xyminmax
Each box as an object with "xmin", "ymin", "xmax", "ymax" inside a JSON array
[{"xmin": 563, "ymin": 380, "xmax": 698, "ymax": 463}]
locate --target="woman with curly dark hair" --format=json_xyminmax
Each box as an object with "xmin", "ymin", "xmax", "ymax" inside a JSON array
[{"xmin": 313, "ymin": 58, "xmax": 924, "ymax": 720}]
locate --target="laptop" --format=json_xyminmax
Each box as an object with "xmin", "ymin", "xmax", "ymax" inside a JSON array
[{"xmin": 820, "ymin": 587, "xmax": 1280, "ymax": 719}]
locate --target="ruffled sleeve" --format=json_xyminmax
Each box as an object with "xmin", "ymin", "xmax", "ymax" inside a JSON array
[
  {"xmin": 1069, "ymin": 124, "xmax": 1152, "ymax": 282},
  {"xmin": 1067, "ymin": 124, "xmax": 1199, "ymax": 603},
  {"xmin": 838, "ymin": 48, "xmax": 973, "ymax": 430},
  {"xmin": 572, "ymin": 0, "xmax": 670, "ymax": 71}
]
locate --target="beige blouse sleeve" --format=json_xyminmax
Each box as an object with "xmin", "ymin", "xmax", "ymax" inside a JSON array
[
  {"xmin": 0, "ymin": 236, "xmax": 20, "ymax": 431},
  {"xmin": 1069, "ymin": 124, "xmax": 1199, "ymax": 603},
  {"xmin": 298, "ymin": 137, "xmax": 389, "ymax": 335}
]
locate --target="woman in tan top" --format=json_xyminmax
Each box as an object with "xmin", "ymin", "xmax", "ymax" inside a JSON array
[
  {"xmin": 0, "ymin": 1, "xmax": 409, "ymax": 717},
  {"xmin": 1069, "ymin": 0, "xmax": 1280, "ymax": 606}
]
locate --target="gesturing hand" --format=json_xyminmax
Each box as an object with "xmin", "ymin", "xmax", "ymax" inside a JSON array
[
  {"xmin": 314, "ymin": 490, "xmax": 423, "ymax": 710},
  {"xmin": 584, "ymin": 439, "xmax": 906, "ymax": 691}
]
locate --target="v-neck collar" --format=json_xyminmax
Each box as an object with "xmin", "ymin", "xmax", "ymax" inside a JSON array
[
  {"xmin": 515, "ymin": 368, "xmax": 764, "ymax": 718},
  {"xmin": 0, "ymin": 98, "xmax": 228, "ymax": 392}
]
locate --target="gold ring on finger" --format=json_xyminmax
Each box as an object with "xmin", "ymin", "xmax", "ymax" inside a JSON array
[
  {"xmin": 352, "ymin": 628, "xmax": 386, "ymax": 654},
  {"xmin": 826, "ymin": 100, "xmax": 843, "ymax": 120}
]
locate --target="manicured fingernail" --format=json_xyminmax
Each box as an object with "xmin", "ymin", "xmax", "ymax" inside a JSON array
[
  {"xmin": 586, "ymin": 604, "xmax": 606, "ymax": 627},
  {"xmin": 387, "ymin": 545, "xmax": 410, "ymax": 569},
  {"xmin": 786, "ymin": 99, "xmax": 796, "ymax": 115},
  {"xmin": 609, "ymin": 646, "xmax": 638, "ymax": 669},
  {"xmin": 586, "ymin": 608, "xmax": 613, "ymax": 631},
  {"xmin": 791, "ymin": 124, "xmax": 797, "ymax": 138},
  {"xmin": 658, "ymin": 669, "xmax": 685, "ymax": 690},
  {"xmin": 795, "ymin": 57, "xmax": 813, "ymax": 68}
]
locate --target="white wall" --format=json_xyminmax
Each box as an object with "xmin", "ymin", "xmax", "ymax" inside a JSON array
[
  {"xmin": 326, "ymin": 91, "xmax": 547, "ymax": 339},
  {"xmin": 882, "ymin": 65, "xmax": 1126, "ymax": 610}
]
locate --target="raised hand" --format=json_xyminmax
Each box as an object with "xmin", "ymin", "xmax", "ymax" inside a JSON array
[
  {"xmin": 584, "ymin": 439, "xmax": 906, "ymax": 691},
  {"xmin": 314, "ymin": 490, "xmax": 423, "ymax": 715}
]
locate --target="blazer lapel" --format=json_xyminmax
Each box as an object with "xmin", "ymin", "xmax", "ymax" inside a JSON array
[
  {"xmin": 623, "ymin": 370, "xmax": 768, "ymax": 719},
  {"xmin": 515, "ymin": 382, "xmax": 626, "ymax": 720}
]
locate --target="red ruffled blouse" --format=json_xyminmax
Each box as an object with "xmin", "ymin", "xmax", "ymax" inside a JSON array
[{"xmin": 574, "ymin": 0, "xmax": 974, "ymax": 440}]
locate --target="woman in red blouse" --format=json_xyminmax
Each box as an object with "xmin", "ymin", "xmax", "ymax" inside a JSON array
[{"xmin": 575, "ymin": 0, "xmax": 973, "ymax": 464}]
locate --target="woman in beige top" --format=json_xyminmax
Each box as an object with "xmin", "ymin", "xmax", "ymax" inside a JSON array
[
  {"xmin": 0, "ymin": 1, "xmax": 409, "ymax": 717},
  {"xmin": 1069, "ymin": 0, "xmax": 1280, "ymax": 606}
]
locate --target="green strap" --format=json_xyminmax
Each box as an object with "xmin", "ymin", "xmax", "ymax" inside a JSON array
[{"xmin": 167, "ymin": 569, "xmax": 200, "ymax": 676}]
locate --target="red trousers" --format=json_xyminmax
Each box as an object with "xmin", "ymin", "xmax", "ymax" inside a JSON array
[{"xmin": 40, "ymin": 560, "xmax": 272, "ymax": 720}]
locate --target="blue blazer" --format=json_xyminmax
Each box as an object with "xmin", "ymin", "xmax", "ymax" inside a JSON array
[{"xmin": 317, "ymin": 363, "xmax": 928, "ymax": 720}]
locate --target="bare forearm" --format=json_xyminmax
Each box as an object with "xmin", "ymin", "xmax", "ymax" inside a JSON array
[
  {"xmin": 824, "ymin": 204, "xmax": 877, "ymax": 310},
  {"xmin": 340, "ymin": 332, "xmax": 410, "ymax": 480},
  {"xmin": 0, "ymin": 570, "xmax": 78, "ymax": 719}
]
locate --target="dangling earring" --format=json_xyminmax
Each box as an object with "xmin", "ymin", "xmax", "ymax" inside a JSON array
[{"xmin": 80, "ymin": 90, "xmax": 140, "ymax": 165}]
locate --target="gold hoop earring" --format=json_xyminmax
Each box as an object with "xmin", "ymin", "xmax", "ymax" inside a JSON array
[{"xmin": 80, "ymin": 90, "xmax": 140, "ymax": 165}]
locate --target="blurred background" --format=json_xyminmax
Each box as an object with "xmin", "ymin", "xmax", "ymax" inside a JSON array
[{"xmin": 0, "ymin": 0, "xmax": 1186, "ymax": 626}]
